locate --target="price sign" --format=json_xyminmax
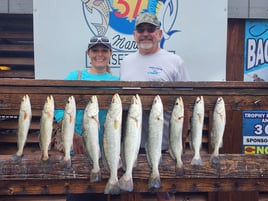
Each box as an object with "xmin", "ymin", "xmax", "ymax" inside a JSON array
[{"xmin": 242, "ymin": 110, "xmax": 268, "ymax": 154}]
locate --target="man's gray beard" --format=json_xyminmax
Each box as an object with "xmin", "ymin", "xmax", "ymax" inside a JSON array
[{"xmin": 138, "ymin": 42, "xmax": 154, "ymax": 50}]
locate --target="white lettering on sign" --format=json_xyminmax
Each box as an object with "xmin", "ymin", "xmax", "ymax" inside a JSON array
[{"xmin": 247, "ymin": 38, "xmax": 268, "ymax": 70}]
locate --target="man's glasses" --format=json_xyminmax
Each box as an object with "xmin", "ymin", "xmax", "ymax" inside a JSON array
[
  {"xmin": 90, "ymin": 36, "xmax": 110, "ymax": 43},
  {"xmin": 136, "ymin": 26, "xmax": 158, "ymax": 34}
]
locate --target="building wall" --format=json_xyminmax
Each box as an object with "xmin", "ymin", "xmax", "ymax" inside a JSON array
[{"xmin": 1, "ymin": 0, "xmax": 268, "ymax": 19}]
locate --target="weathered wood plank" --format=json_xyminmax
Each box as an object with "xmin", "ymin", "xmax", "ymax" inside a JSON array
[
  {"xmin": 0, "ymin": 44, "xmax": 33, "ymax": 52},
  {"xmin": 0, "ymin": 70, "xmax": 34, "ymax": 79},
  {"xmin": 0, "ymin": 154, "xmax": 268, "ymax": 195},
  {"xmin": 0, "ymin": 32, "xmax": 33, "ymax": 40},
  {"xmin": 0, "ymin": 57, "xmax": 34, "ymax": 65}
]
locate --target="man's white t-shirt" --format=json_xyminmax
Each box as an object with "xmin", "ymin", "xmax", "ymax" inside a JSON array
[{"xmin": 120, "ymin": 48, "xmax": 190, "ymax": 150}]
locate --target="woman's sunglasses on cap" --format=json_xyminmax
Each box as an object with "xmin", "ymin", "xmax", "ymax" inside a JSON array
[{"xmin": 90, "ymin": 36, "xmax": 109, "ymax": 43}]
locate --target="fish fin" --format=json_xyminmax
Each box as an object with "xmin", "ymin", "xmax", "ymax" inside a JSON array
[
  {"xmin": 38, "ymin": 134, "xmax": 42, "ymax": 149},
  {"xmin": 48, "ymin": 111, "xmax": 54, "ymax": 119},
  {"xmin": 210, "ymin": 155, "xmax": 220, "ymax": 167},
  {"xmin": 168, "ymin": 149, "xmax": 175, "ymax": 160},
  {"xmin": 114, "ymin": 119, "xmax": 119, "ymax": 129},
  {"xmin": 48, "ymin": 141, "xmax": 52, "ymax": 150},
  {"xmin": 175, "ymin": 166, "xmax": 185, "ymax": 176},
  {"xmin": 133, "ymin": 158, "xmax": 138, "ymax": 168},
  {"xmin": 145, "ymin": 143, "xmax": 152, "ymax": 167},
  {"xmin": 118, "ymin": 157, "xmax": 123, "ymax": 170},
  {"xmin": 92, "ymin": 23, "xmax": 106, "ymax": 36},
  {"xmin": 101, "ymin": 151, "xmax": 110, "ymax": 172},
  {"xmin": 104, "ymin": 180, "xmax": 120, "ymax": 195},
  {"xmin": 188, "ymin": 132, "xmax": 193, "ymax": 150},
  {"xmin": 62, "ymin": 158, "xmax": 72, "ymax": 169},
  {"xmin": 119, "ymin": 174, "xmax": 134, "ymax": 192},
  {"xmin": 41, "ymin": 155, "xmax": 49, "ymax": 161},
  {"xmin": 11, "ymin": 154, "xmax": 22, "ymax": 163},
  {"xmin": 90, "ymin": 170, "xmax": 101, "ymax": 182},
  {"xmin": 120, "ymin": 143, "xmax": 126, "ymax": 171},
  {"xmin": 69, "ymin": 115, "xmax": 73, "ymax": 124},
  {"xmin": 23, "ymin": 111, "xmax": 28, "ymax": 120},
  {"xmin": 198, "ymin": 113, "xmax": 203, "ymax": 123}
]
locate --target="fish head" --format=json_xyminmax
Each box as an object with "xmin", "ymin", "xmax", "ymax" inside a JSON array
[
  {"xmin": 129, "ymin": 94, "xmax": 142, "ymax": 117},
  {"xmin": 175, "ymin": 96, "xmax": 184, "ymax": 109},
  {"xmin": 135, "ymin": 94, "xmax": 142, "ymax": 105},
  {"xmin": 193, "ymin": 96, "xmax": 204, "ymax": 115},
  {"xmin": 65, "ymin": 96, "xmax": 76, "ymax": 114},
  {"xmin": 109, "ymin": 93, "xmax": 122, "ymax": 114},
  {"xmin": 173, "ymin": 96, "xmax": 184, "ymax": 117},
  {"xmin": 196, "ymin": 96, "xmax": 203, "ymax": 104},
  {"xmin": 215, "ymin": 97, "xmax": 226, "ymax": 114},
  {"xmin": 151, "ymin": 95, "xmax": 163, "ymax": 115},
  {"xmin": 111, "ymin": 93, "xmax": 121, "ymax": 104},
  {"xmin": 85, "ymin": 95, "xmax": 99, "ymax": 116},
  {"xmin": 43, "ymin": 95, "xmax": 55, "ymax": 113},
  {"xmin": 20, "ymin": 94, "xmax": 31, "ymax": 110}
]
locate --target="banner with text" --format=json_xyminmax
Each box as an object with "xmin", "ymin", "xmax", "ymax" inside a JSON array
[
  {"xmin": 244, "ymin": 20, "xmax": 268, "ymax": 82},
  {"xmin": 34, "ymin": 0, "xmax": 227, "ymax": 81}
]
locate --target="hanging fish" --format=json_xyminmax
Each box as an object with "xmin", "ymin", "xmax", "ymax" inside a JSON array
[
  {"xmin": 61, "ymin": 96, "xmax": 76, "ymax": 168},
  {"xmin": 119, "ymin": 94, "xmax": 142, "ymax": 192},
  {"xmin": 146, "ymin": 95, "xmax": 164, "ymax": 190},
  {"xmin": 169, "ymin": 96, "xmax": 184, "ymax": 175},
  {"xmin": 82, "ymin": 95, "xmax": 101, "ymax": 182},
  {"xmin": 39, "ymin": 95, "xmax": 55, "ymax": 161},
  {"xmin": 12, "ymin": 94, "xmax": 32, "ymax": 162},
  {"xmin": 103, "ymin": 93, "xmax": 122, "ymax": 195},
  {"xmin": 189, "ymin": 96, "xmax": 204, "ymax": 166},
  {"xmin": 210, "ymin": 97, "xmax": 226, "ymax": 165}
]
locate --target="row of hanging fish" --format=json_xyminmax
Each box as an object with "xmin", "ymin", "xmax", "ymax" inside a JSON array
[{"xmin": 12, "ymin": 93, "xmax": 226, "ymax": 194}]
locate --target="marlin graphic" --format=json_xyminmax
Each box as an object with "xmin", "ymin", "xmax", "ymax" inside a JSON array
[{"xmin": 82, "ymin": 0, "xmax": 112, "ymax": 35}]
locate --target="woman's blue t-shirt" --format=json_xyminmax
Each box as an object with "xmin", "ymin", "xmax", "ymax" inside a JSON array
[{"xmin": 54, "ymin": 69, "xmax": 119, "ymax": 149}]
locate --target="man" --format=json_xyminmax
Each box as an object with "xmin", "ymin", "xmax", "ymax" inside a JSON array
[{"xmin": 120, "ymin": 12, "xmax": 190, "ymax": 201}]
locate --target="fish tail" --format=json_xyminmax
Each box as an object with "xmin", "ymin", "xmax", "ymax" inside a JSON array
[
  {"xmin": 175, "ymin": 164, "xmax": 185, "ymax": 176},
  {"xmin": 41, "ymin": 152, "xmax": 49, "ymax": 161},
  {"xmin": 104, "ymin": 179, "xmax": 120, "ymax": 195},
  {"xmin": 191, "ymin": 157, "xmax": 203, "ymax": 166},
  {"xmin": 62, "ymin": 157, "xmax": 72, "ymax": 169},
  {"xmin": 90, "ymin": 170, "xmax": 101, "ymax": 182},
  {"xmin": 118, "ymin": 174, "xmax": 134, "ymax": 192},
  {"xmin": 210, "ymin": 154, "xmax": 220, "ymax": 166},
  {"xmin": 11, "ymin": 153, "xmax": 22, "ymax": 163},
  {"xmin": 148, "ymin": 173, "xmax": 161, "ymax": 189}
]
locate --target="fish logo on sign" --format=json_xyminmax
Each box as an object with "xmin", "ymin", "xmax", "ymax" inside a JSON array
[
  {"xmin": 244, "ymin": 146, "xmax": 256, "ymax": 154},
  {"xmin": 81, "ymin": 0, "xmax": 180, "ymax": 49}
]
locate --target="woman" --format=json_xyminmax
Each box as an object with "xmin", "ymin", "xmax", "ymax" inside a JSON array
[
  {"xmin": 54, "ymin": 35, "xmax": 118, "ymax": 201},
  {"xmin": 54, "ymin": 35, "xmax": 119, "ymax": 154}
]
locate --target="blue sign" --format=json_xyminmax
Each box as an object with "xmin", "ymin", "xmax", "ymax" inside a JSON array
[
  {"xmin": 244, "ymin": 20, "xmax": 268, "ymax": 82},
  {"xmin": 242, "ymin": 110, "xmax": 268, "ymax": 154}
]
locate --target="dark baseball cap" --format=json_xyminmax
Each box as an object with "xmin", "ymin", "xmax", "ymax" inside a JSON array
[{"xmin": 88, "ymin": 35, "xmax": 111, "ymax": 50}]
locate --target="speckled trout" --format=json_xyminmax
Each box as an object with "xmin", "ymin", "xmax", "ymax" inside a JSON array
[
  {"xmin": 189, "ymin": 96, "xmax": 204, "ymax": 166},
  {"xmin": 146, "ymin": 95, "xmax": 164, "ymax": 190},
  {"xmin": 61, "ymin": 96, "xmax": 76, "ymax": 168},
  {"xmin": 210, "ymin": 97, "xmax": 226, "ymax": 164},
  {"xmin": 82, "ymin": 95, "xmax": 101, "ymax": 182},
  {"xmin": 169, "ymin": 97, "xmax": 184, "ymax": 175},
  {"xmin": 119, "ymin": 94, "xmax": 142, "ymax": 192},
  {"xmin": 39, "ymin": 95, "xmax": 54, "ymax": 161},
  {"xmin": 103, "ymin": 93, "xmax": 122, "ymax": 194},
  {"xmin": 13, "ymin": 94, "xmax": 32, "ymax": 162}
]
